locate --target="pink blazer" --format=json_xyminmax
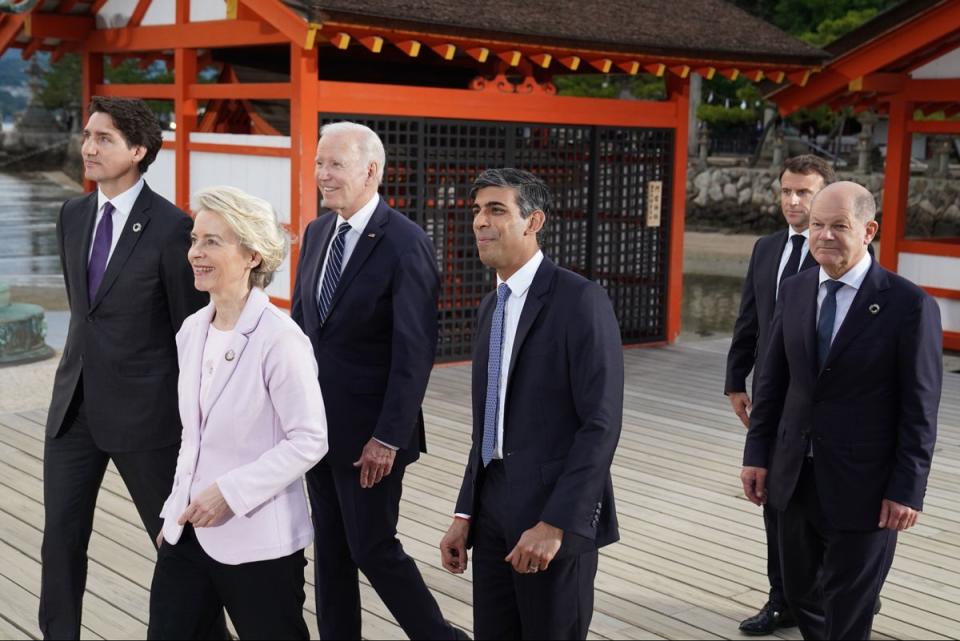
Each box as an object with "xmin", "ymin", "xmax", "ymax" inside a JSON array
[{"xmin": 160, "ymin": 287, "xmax": 328, "ymax": 565}]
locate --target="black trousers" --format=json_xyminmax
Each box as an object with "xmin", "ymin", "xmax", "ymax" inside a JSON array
[
  {"xmin": 763, "ymin": 503, "xmax": 788, "ymax": 610},
  {"xmin": 148, "ymin": 525, "xmax": 309, "ymax": 640},
  {"xmin": 472, "ymin": 461, "xmax": 598, "ymax": 641},
  {"xmin": 39, "ymin": 396, "xmax": 180, "ymax": 640},
  {"xmin": 780, "ymin": 459, "xmax": 897, "ymax": 640},
  {"xmin": 306, "ymin": 458, "xmax": 454, "ymax": 640}
]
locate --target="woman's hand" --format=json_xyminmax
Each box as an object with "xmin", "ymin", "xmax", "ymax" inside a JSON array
[{"xmin": 177, "ymin": 483, "xmax": 234, "ymax": 528}]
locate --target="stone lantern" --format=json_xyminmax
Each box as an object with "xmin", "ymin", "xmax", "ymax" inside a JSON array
[{"xmin": 0, "ymin": 283, "xmax": 54, "ymax": 365}]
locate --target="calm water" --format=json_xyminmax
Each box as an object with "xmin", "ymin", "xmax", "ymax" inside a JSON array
[{"xmin": 0, "ymin": 172, "xmax": 81, "ymax": 282}]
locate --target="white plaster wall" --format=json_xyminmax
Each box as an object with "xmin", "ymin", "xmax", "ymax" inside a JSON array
[
  {"xmin": 95, "ymin": 0, "xmax": 138, "ymax": 28},
  {"xmin": 190, "ymin": 0, "xmax": 228, "ymax": 22},
  {"xmin": 190, "ymin": 133, "xmax": 291, "ymax": 149},
  {"xmin": 899, "ymin": 253, "xmax": 960, "ymax": 290},
  {"xmin": 911, "ymin": 46, "xmax": 960, "ymax": 80},
  {"xmin": 148, "ymin": 148, "xmax": 177, "ymax": 205},
  {"xmin": 934, "ymin": 298, "xmax": 960, "ymax": 333}
]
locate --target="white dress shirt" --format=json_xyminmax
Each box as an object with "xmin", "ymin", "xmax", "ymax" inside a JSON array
[
  {"xmin": 89, "ymin": 178, "xmax": 144, "ymax": 264},
  {"xmin": 816, "ymin": 251, "xmax": 873, "ymax": 345},
  {"xmin": 775, "ymin": 227, "xmax": 810, "ymax": 300},
  {"xmin": 315, "ymin": 192, "xmax": 380, "ymax": 298},
  {"xmin": 493, "ymin": 250, "xmax": 544, "ymax": 460}
]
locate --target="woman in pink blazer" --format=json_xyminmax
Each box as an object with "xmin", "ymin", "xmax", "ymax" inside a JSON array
[{"xmin": 148, "ymin": 186, "xmax": 328, "ymax": 640}]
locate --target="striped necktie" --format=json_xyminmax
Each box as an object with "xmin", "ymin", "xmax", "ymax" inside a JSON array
[
  {"xmin": 481, "ymin": 283, "xmax": 511, "ymax": 467},
  {"xmin": 317, "ymin": 222, "xmax": 352, "ymax": 325}
]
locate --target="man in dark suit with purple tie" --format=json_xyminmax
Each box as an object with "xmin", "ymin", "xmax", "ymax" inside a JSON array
[
  {"xmin": 725, "ymin": 154, "xmax": 835, "ymax": 635},
  {"xmin": 440, "ymin": 169, "xmax": 623, "ymax": 640},
  {"xmin": 41, "ymin": 97, "xmax": 208, "ymax": 639},
  {"xmin": 741, "ymin": 181, "xmax": 942, "ymax": 640}
]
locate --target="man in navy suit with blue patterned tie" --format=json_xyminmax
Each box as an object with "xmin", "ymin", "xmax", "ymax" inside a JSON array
[
  {"xmin": 440, "ymin": 169, "xmax": 624, "ymax": 640},
  {"xmin": 741, "ymin": 182, "xmax": 942, "ymax": 640},
  {"xmin": 292, "ymin": 122, "xmax": 464, "ymax": 640}
]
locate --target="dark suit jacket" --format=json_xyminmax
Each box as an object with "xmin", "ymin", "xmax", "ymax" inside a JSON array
[
  {"xmin": 744, "ymin": 261, "xmax": 942, "ymax": 531},
  {"xmin": 455, "ymin": 257, "xmax": 623, "ymax": 554},
  {"xmin": 291, "ymin": 198, "xmax": 440, "ymax": 466},
  {"xmin": 47, "ymin": 183, "xmax": 207, "ymax": 451},
  {"xmin": 725, "ymin": 229, "xmax": 818, "ymax": 395}
]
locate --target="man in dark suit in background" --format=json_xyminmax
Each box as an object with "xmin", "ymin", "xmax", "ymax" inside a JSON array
[
  {"xmin": 440, "ymin": 169, "xmax": 624, "ymax": 640},
  {"xmin": 725, "ymin": 154, "xmax": 834, "ymax": 635},
  {"xmin": 41, "ymin": 97, "xmax": 208, "ymax": 639},
  {"xmin": 741, "ymin": 181, "xmax": 942, "ymax": 640},
  {"xmin": 292, "ymin": 121, "xmax": 464, "ymax": 640}
]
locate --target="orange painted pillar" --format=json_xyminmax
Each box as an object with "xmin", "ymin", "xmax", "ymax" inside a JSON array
[
  {"xmin": 879, "ymin": 96, "xmax": 913, "ymax": 272},
  {"xmin": 289, "ymin": 43, "xmax": 319, "ymax": 296},
  {"xmin": 666, "ymin": 77, "xmax": 690, "ymax": 343},
  {"xmin": 174, "ymin": 0, "xmax": 196, "ymax": 211}
]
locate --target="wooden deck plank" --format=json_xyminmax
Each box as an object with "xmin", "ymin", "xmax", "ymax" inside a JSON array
[{"xmin": 1, "ymin": 339, "xmax": 958, "ymax": 639}]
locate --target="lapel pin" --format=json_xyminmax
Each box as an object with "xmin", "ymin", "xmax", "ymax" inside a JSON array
[
  {"xmin": 368, "ymin": 233, "xmax": 376, "ymax": 238},
  {"xmin": 869, "ymin": 304, "xmax": 880, "ymax": 315},
  {"xmin": 225, "ymin": 350, "xmax": 236, "ymax": 362},
  {"xmin": 132, "ymin": 222, "xmax": 142, "ymax": 233}
]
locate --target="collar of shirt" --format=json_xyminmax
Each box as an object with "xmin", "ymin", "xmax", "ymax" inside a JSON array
[
  {"xmin": 498, "ymin": 250, "xmax": 544, "ymax": 299},
  {"xmin": 788, "ymin": 227, "xmax": 810, "ymax": 241},
  {"xmin": 818, "ymin": 251, "xmax": 872, "ymax": 291},
  {"xmin": 97, "ymin": 178, "xmax": 145, "ymax": 217},
  {"xmin": 337, "ymin": 192, "xmax": 379, "ymax": 234}
]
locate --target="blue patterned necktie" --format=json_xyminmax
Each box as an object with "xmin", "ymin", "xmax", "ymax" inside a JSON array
[
  {"xmin": 87, "ymin": 201, "xmax": 115, "ymax": 304},
  {"xmin": 481, "ymin": 283, "xmax": 511, "ymax": 467},
  {"xmin": 817, "ymin": 280, "xmax": 845, "ymax": 369},
  {"xmin": 317, "ymin": 222, "xmax": 352, "ymax": 325}
]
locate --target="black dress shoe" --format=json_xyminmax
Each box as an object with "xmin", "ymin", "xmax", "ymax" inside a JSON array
[{"xmin": 739, "ymin": 602, "xmax": 797, "ymax": 636}]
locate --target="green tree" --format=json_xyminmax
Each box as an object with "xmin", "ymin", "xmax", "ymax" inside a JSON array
[{"xmin": 35, "ymin": 54, "xmax": 173, "ymax": 115}]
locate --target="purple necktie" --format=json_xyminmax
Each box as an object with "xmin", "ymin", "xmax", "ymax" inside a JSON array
[{"xmin": 88, "ymin": 201, "xmax": 115, "ymax": 304}]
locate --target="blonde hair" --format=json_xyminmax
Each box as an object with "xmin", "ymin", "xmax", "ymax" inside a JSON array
[{"xmin": 191, "ymin": 186, "xmax": 289, "ymax": 289}]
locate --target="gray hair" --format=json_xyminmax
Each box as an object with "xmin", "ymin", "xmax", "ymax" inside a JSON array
[
  {"xmin": 191, "ymin": 186, "xmax": 289, "ymax": 289},
  {"xmin": 319, "ymin": 121, "xmax": 386, "ymax": 184},
  {"xmin": 812, "ymin": 181, "xmax": 877, "ymax": 223},
  {"xmin": 469, "ymin": 168, "xmax": 553, "ymax": 219}
]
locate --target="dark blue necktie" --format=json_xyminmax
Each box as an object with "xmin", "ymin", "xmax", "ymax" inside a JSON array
[
  {"xmin": 778, "ymin": 235, "xmax": 806, "ymax": 295},
  {"xmin": 817, "ymin": 280, "xmax": 845, "ymax": 369},
  {"xmin": 317, "ymin": 222, "xmax": 351, "ymax": 325},
  {"xmin": 481, "ymin": 283, "xmax": 511, "ymax": 467},
  {"xmin": 87, "ymin": 201, "xmax": 115, "ymax": 304}
]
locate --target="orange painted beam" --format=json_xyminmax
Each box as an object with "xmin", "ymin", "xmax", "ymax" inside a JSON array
[
  {"xmin": 95, "ymin": 82, "xmax": 175, "ymax": 99},
  {"xmin": 944, "ymin": 331, "xmax": 960, "ymax": 352},
  {"xmin": 129, "ymin": 0, "xmax": 152, "ymax": 27},
  {"xmin": 189, "ymin": 82, "xmax": 291, "ymax": 100},
  {"xmin": 923, "ymin": 286, "xmax": 960, "ymax": 301},
  {"xmin": 908, "ymin": 119, "xmax": 960, "ymax": 134},
  {"xmin": 902, "ymin": 79, "xmax": 960, "ymax": 102},
  {"xmin": 25, "ymin": 13, "xmax": 93, "ymax": 41},
  {"xmin": 879, "ymin": 97, "xmax": 912, "ymax": 272},
  {"xmin": 82, "ymin": 50, "xmax": 104, "ymax": 193},
  {"xmin": 900, "ymin": 239, "xmax": 960, "ymax": 258},
  {"xmin": 466, "ymin": 47, "xmax": 489, "ymax": 63},
  {"xmin": 238, "ymin": 0, "xmax": 311, "ymax": 48},
  {"xmin": 189, "ymin": 142, "xmax": 290, "ymax": 157},
  {"xmin": 771, "ymin": 1, "xmax": 960, "ymax": 114},
  {"xmin": 666, "ymin": 76, "xmax": 690, "ymax": 344},
  {"xmin": 849, "ymin": 72, "xmax": 906, "ymax": 94},
  {"xmin": 0, "ymin": 15, "xmax": 26, "ymax": 58},
  {"xmin": 396, "ymin": 40, "xmax": 422, "ymax": 57},
  {"xmin": 20, "ymin": 40, "xmax": 42, "ymax": 60},
  {"xmin": 359, "ymin": 35, "xmax": 383, "ymax": 53},
  {"xmin": 432, "ymin": 43, "xmax": 456, "ymax": 60},
  {"xmin": 86, "ymin": 20, "xmax": 288, "ymax": 53},
  {"xmin": 315, "ymin": 80, "xmax": 679, "ymax": 128},
  {"xmin": 290, "ymin": 44, "xmax": 318, "ymax": 293},
  {"xmin": 618, "ymin": 61, "xmax": 641, "ymax": 75},
  {"xmin": 558, "ymin": 56, "xmax": 580, "ymax": 71}
]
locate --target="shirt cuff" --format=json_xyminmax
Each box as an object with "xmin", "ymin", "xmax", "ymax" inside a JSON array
[
  {"xmin": 373, "ymin": 438, "xmax": 399, "ymax": 451},
  {"xmin": 454, "ymin": 513, "xmax": 471, "ymax": 521}
]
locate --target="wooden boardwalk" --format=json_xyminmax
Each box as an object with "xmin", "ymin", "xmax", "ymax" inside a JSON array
[{"xmin": 1, "ymin": 339, "xmax": 958, "ymax": 640}]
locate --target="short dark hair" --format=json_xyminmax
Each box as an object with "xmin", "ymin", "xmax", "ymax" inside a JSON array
[
  {"xmin": 779, "ymin": 154, "xmax": 837, "ymax": 186},
  {"xmin": 88, "ymin": 97, "xmax": 163, "ymax": 174},
  {"xmin": 469, "ymin": 168, "xmax": 552, "ymax": 219}
]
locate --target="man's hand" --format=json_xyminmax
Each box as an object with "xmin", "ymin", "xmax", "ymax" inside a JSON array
[
  {"xmin": 178, "ymin": 483, "xmax": 234, "ymax": 528},
  {"xmin": 741, "ymin": 466, "xmax": 768, "ymax": 506},
  {"xmin": 729, "ymin": 392, "xmax": 752, "ymax": 428},
  {"xmin": 440, "ymin": 518, "xmax": 470, "ymax": 574},
  {"xmin": 879, "ymin": 499, "xmax": 920, "ymax": 531},
  {"xmin": 353, "ymin": 438, "xmax": 397, "ymax": 488},
  {"xmin": 505, "ymin": 521, "xmax": 563, "ymax": 574}
]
